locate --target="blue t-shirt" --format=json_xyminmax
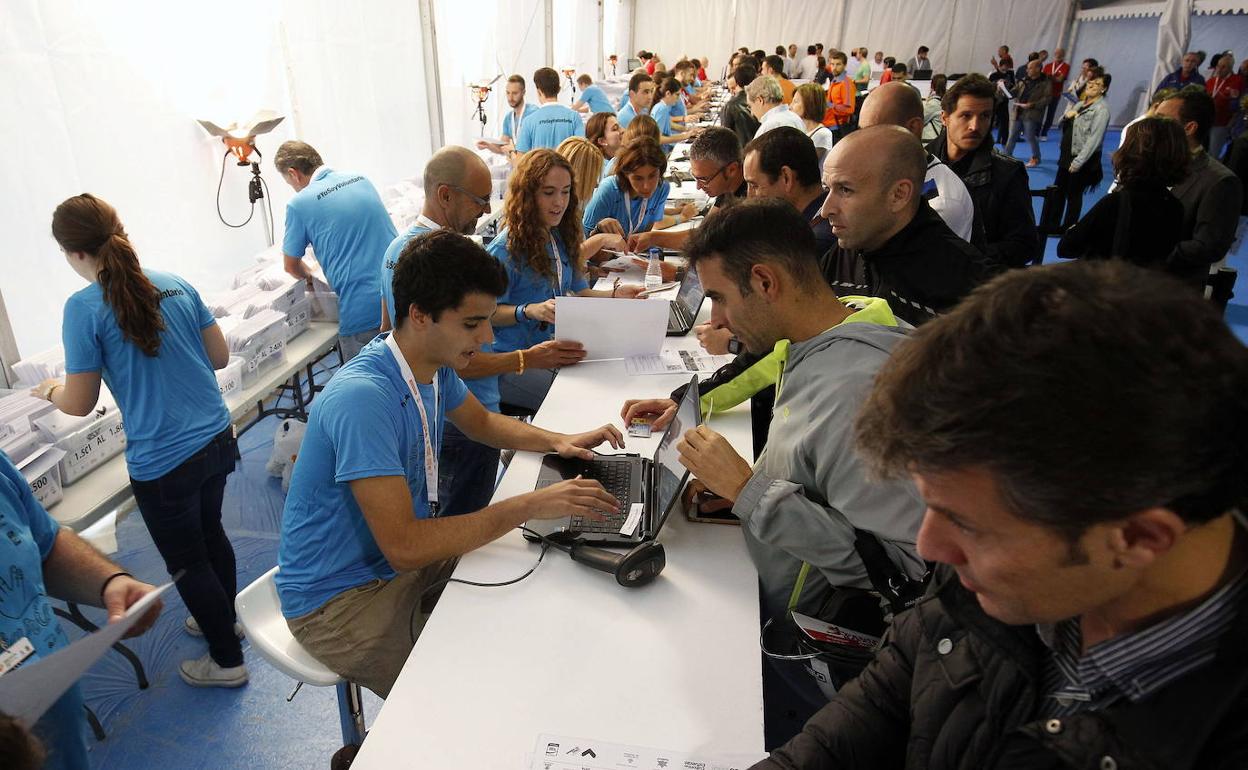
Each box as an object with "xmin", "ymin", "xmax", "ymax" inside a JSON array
[
  {"xmin": 62, "ymin": 271, "xmax": 230, "ymax": 481},
  {"xmin": 380, "ymin": 223, "xmax": 434, "ymax": 325},
  {"xmin": 0, "ymin": 453, "xmax": 88, "ymax": 770},
  {"xmin": 276, "ymin": 336, "xmax": 470, "ymax": 618},
  {"xmin": 617, "ymin": 101, "xmax": 648, "ymax": 129},
  {"xmin": 671, "ymin": 95, "xmax": 688, "ymax": 119},
  {"xmin": 486, "ymin": 228, "xmax": 589, "ymax": 353},
  {"xmin": 283, "ymin": 167, "xmax": 397, "ymax": 336},
  {"xmin": 502, "ymin": 103, "xmax": 539, "ymax": 139},
  {"xmin": 381, "ymin": 223, "xmax": 499, "ymax": 412},
  {"xmin": 515, "ymin": 103, "xmax": 585, "ymax": 152},
  {"xmin": 603, "ymin": 156, "xmax": 618, "ymax": 178},
  {"xmin": 650, "ymin": 101, "xmax": 676, "ymax": 153},
  {"xmin": 576, "ymin": 85, "xmax": 616, "ymax": 114},
  {"xmin": 582, "ymin": 175, "xmax": 671, "ymax": 237}
]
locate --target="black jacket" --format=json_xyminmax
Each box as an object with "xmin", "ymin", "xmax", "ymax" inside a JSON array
[
  {"xmin": 721, "ymin": 91, "xmax": 760, "ymax": 149},
  {"xmin": 821, "ymin": 200, "xmax": 999, "ymax": 326},
  {"xmin": 1056, "ymin": 180, "xmax": 1184, "ymax": 268},
  {"xmin": 754, "ymin": 565, "xmax": 1248, "ymax": 770},
  {"xmin": 928, "ymin": 130, "xmax": 1039, "ymax": 268}
]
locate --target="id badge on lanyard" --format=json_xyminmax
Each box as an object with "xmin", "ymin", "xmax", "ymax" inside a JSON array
[
  {"xmin": 622, "ymin": 193, "xmax": 647, "ymax": 237},
  {"xmin": 384, "ymin": 333, "xmax": 440, "ymax": 515},
  {"xmin": 549, "ymin": 233, "xmax": 565, "ymax": 295}
]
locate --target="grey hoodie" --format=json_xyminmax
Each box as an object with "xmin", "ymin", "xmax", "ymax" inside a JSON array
[{"xmin": 732, "ymin": 322, "xmax": 927, "ymax": 620}]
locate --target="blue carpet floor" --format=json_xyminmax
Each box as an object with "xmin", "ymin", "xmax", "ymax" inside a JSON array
[{"xmin": 62, "ymin": 128, "xmax": 1248, "ymax": 770}]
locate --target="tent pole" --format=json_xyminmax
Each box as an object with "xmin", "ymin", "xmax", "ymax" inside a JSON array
[
  {"xmin": 545, "ymin": 0, "xmax": 555, "ymax": 66},
  {"xmin": 417, "ymin": 0, "xmax": 445, "ymax": 150}
]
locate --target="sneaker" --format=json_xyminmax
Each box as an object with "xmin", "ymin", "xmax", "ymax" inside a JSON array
[
  {"xmin": 1026, "ymin": 158, "xmax": 1040, "ymax": 168},
  {"xmin": 179, "ymin": 653, "xmax": 249, "ymax": 688},
  {"xmin": 184, "ymin": 616, "xmax": 245, "ymax": 639}
]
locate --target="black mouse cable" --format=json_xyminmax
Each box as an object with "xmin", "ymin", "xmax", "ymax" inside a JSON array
[{"xmin": 408, "ymin": 526, "xmax": 553, "ymax": 643}]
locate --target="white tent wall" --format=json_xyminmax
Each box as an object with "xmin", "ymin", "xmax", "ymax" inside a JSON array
[
  {"xmin": 1, "ymin": 0, "xmax": 434, "ymax": 358},
  {"xmin": 1070, "ymin": 11, "xmax": 1248, "ymax": 126},
  {"xmin": 632, "ymin": 0, "xmax": 1065, "ymax": 77},
  {"xmin": 436, "ymin": 0, "xmax": 550, "ymax": 147},
  {"xmin": 554, "ymin": 0, "xmax": 603, "ymax": 80},
  {"xmin": 603, "ymin": 0, "xmax": 637, "ymax": 68}
]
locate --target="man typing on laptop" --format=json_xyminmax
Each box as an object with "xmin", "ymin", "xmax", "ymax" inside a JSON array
[{"xmin": 276, "ymin": 231, "xmax": 625, "ymax": 699}]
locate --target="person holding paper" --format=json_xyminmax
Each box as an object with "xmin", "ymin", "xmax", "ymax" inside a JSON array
[
  {"xmin": 487, "ymin": 149, "xmax": 644, "ymax": 412},
  {"xmin": 0, "ymin": 450, "xmax": 161, "ymax": 770},
  {"xmin": 277, "ymin": 230, "xmax": 625, "ymax": 698},
  {"xmin": 39, "ymin": 194, "xmax": 244, "ymax": 688}
]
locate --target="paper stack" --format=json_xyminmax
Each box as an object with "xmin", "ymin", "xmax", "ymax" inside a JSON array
[{"xmin": 12, "ymin": 347, "xmax": 66, "ymax": 387}]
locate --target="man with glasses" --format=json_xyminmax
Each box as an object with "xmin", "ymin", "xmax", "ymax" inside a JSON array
[
  {"xmin": 626, "ymin": 127, "xmax": 747, "ymax": 252},
  {"xmin": 277, "ymin": 140, "xmax": 398, "ymax": 362}
]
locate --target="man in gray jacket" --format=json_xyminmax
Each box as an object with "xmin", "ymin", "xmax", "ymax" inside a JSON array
[
  {"xmin": 1156, "ymin": 88, "xmax": 1244, "ymax": 289},
  {"xmin": 673, "ymin": 197, "xmax": 926, "ymax": 743},
  {"xmin": 1005, "ymin": 59, "xmax": 1052, "ymax": 167}
]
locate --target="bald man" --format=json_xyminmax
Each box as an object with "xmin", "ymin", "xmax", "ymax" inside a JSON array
[
  {"xmin": 380, "ymin": 146, "xmax": 584, "ymax": 519},
  {"xmin": 858, "ymin": 82, "xmax": 974, "ymax": 241},
  {"xmin": 818, "ymin": 126, "xmax": 997, "ymax": 325}
]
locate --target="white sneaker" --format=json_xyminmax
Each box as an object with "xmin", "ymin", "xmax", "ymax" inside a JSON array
[
  {"xmin": 179, "ymin": 653, "xmax": 249, "ymax": 688},
  {"xmin": 184, "ymin": 616, "xmax": 245, "ymax": 639}
]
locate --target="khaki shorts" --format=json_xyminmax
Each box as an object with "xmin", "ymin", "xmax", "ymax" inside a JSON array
[{"xmin": 286, "ymin": 559, "xmax": 457, "ymax": 698}]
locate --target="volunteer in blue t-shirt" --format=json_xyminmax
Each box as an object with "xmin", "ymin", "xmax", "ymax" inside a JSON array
[
  {"xmin": 650, "ymin": 77, "xmax": 705, "ymax": 154},
  {"xmin": 0, "ymin": 452, "xmax": 161, "ymax": 770},
  {"xmin": 41, "ymin": 193, "xmax": 239, "ymax": 689},
  {"xmin": 573, "ymin": 74, "xmax": 617, "ymax": 114},
  {"xmin": 276, "ymin": 140, "xmax": 397, "ymax": 361},
  {"xmin": 617, "ymin": 72, "xmax": 657, "ymax": 129},
  {"xmin": 476, "ymin": 74, "xmax": 539, "ymax": 157},
  {"xmin": 486, "ymin": 150, "xmax": 646, "ymax": 412},
  {"xmin": 585, "ymin": 112, "xmax": 624, "ymax": 180},
  {"xmin": 276, "ymin": 230, "xmax": 626, "ymax": 698},
  {"xmin": 583, "ymin": 137, "xmax": 694, "ymax": 240},
  {"xmin": 515, "ymin": 67, "xmax": 586, "ymax": 153}
]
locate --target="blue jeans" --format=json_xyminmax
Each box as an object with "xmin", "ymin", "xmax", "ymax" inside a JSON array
[
  {"xmin": 129, "ymin": 428, "xmax": 242, "ymax": 667},
  {"xmin": 437, "ymin": 422, "xmax": 501, "ymax": 517},
  {"xmin": 1006, "ymin": 117, "xmax": 1041, "ymax": 160}
]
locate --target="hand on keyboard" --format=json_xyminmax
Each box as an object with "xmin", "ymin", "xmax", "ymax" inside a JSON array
[{"xmin": 521, "ymin": 477, "xmax": 621, "ymax": 521}]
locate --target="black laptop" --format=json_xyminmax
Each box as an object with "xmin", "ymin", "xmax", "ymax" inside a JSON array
[
  {"xmin": 666, "ymin": 267, "xmax": 706, "ymax": 336},
  {"xmin": 524, "ymin": 376, "xmax": 700, "ymax": 546}
]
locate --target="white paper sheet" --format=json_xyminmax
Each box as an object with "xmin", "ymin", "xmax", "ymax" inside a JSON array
[
  {"xmin": 624, "ymin": 350, "xmax": 736, "ymax": 376},
  {"xmin": 554, "ymin": 297, "xmax": 669, "ymax": 361},
  {"xmin": 0, "ymin": 581, "xmax": 172, "ymax": 726},
  {"xmin": 529, "ymin": 733, "xmax": 766, "ymax": 770}
]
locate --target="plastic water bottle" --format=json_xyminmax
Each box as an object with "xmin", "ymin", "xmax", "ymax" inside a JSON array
[{"xmin": 644, "ymin": 247, "xmax": 663, "ymax": 292}]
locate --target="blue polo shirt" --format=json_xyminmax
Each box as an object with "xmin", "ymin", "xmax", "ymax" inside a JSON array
[
  {"xmin": 486, "ymin": 228, "xmax": 588, "ymax": 353},
  {"xmin": 582, "ymin": 175, "xmax": 671, "ymax": 237},
  {"xmin": 650, "ymin": 101, "xmax": 677, "ymax": 153},
  {"xmin": 0, "ymin": 453, "xmax": 88, "ymax": 770},
  {"xmin": 62, "ymin": 270, "xmax": 229, "ymax": 481},
  {"xmin": 576, "ymin": 85, "xmax": 616, "ymax": 114},
  {"xmin": 381, "ymin": 223, "xmax": 500, "ymax": 412},
  {"xmin": 515, "ymin": 103, "xmax": 585, "ymax": 152},
  {"xmin": 671, "ymin": 96, "xmax": 688, "ymax": 120},
  {"xmin": 502, "ymin": 103, "xmax": 539, "ymax": 139},
  {"xmin": 283, "ymin": 167, "xmax": 397, "ymax": 336},
  {"xmin": 276, "ymin": 336, "xmax": 470, "ymax": 619},
  {"xmin": 617, "ymin": 101, "xmax": 647, "ymax": 129}
]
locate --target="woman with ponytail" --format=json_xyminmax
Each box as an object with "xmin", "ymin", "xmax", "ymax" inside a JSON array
[{"xmin": 38, "ymin": 193, "xmax": 248, "ymax": 688}]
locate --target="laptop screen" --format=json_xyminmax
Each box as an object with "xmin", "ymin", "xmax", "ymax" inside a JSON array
[
  {"xmin": 675, "ymin": 267, "xmax": 704, "ymax": 314},
  {"xmin": 652, "ymin": 376, "xmax": 700, "ymax": 520}
]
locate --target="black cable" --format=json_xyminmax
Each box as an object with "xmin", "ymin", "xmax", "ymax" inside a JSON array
[
  {"xmin": 408, "ymin": 531, "xmax": 552, "ymax": 643},
  {"xmin": 216, "ymin": 150, "xmax": 257, "ymax": 228}
]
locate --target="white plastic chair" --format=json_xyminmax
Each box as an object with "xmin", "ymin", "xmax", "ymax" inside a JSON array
[{"xmin": 235, "ymin": 566, "xmax": 366, "ymax": 748}]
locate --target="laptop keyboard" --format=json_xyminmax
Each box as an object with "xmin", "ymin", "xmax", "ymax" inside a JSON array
[{"xmin": 569, "ymin": 461, "xmax": 635, "ymax": 534}]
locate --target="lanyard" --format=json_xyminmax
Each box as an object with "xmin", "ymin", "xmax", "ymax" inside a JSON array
[
  {"xmin": 383, "ymin": 333, "xmax": 440, "ymax": 513},
  {"xmin": 1211, "ymin": 76, "xmax": 1234, "ymax": 99},
  {"xmin": 414, "ymin": 214, "xmax": 441, "ymax": 231},
  {"xmin": 549, "ymin": 233, "xmax": 565, "ymax": 295},
  {"xmin": 622, "ymin": 193, "xmax": 647, "ymax": 236},
  {"xmin": 512, "ymin": 107, "xmax": 526, "ymax": 137}
]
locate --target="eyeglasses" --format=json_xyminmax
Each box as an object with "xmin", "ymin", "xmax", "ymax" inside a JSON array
[
  {"xmin": 449, "ymin": 184, "xmax": 491, "ymax": 210},
  {"xmin": 693, "ymin": 164, "xmax": 730, "ymax": 187}
]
